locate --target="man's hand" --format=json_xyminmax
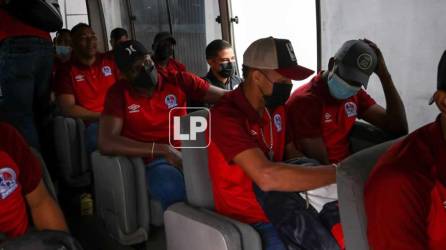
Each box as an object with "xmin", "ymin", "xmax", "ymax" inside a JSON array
[
  {"xmin": 363, "ymin": 39, "xmax": 390, "ymax": 79},
  {"xmin": 164, "ymin": 146, "xmax": 183, "ymax": 169}
]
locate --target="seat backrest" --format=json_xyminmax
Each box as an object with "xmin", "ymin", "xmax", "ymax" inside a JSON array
[
  {"xmin": 337, "ymin": 138, "xmax": 403, "ymax": 250},
  {"xmin": 30, "ymin": 148, "xmax": 57, "ymax": 201},
  {"xmin": 349, "ymin": 121, "xmax": 401, "ymax": 153},
  {"xmin": 53, "ymin": 116, "xmax": 90, "ymax": 187},
  {"xmin": 180, "ymin": 110, "xmax": 215, "ymax": 209}
]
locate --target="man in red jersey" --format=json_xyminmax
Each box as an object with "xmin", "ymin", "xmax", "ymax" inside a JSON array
[
  {"xmin": 208, "ymin": 37, "xmax": 338, "ymax": 250},
  {"xmin": 54, "ymin": 23, "xmax": 120, "ymax": 153},
  {"xmin": 98, "ymin": 40, "xmax": 226, "ymax": 211},
  {"xmin": 0, "ymin": 2, "xmax": 54, "ymax": 148},
  {"xmin": 365, "ymin": 50, "xmax": 446, "ymax": 250},
  {"xmin": 286, "ymin": 39, "xmax": 407, "ymax": 165},
  {"xmin": 0, "ymin": 122, "xmax": 67, "ymax": 239},
  {"xmin": 152, "ymin": 32, "xmax": 186, "ymax": 78}
]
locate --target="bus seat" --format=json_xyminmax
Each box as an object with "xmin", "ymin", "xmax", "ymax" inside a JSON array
[
  {"xmin": 31, "ymin": 148, "xmax": 57, "ymax": 201},
  {"xmin": 91, "ymin": 152, "xmax": 164, "ymax": 246},
  {"xmin": 53, "ymin": 116, "xmax": 91, "ymax": 188},
  {"xmin": 337, "ymin": 138, "xmax": 403, "ymax": 250},
  {"xmin": 349, "ymin": 121, "xmax": 401, "ymax": 153},
  {"xmin": 164, "ymin": 110, "xmax": 262, "ymax": 250}
]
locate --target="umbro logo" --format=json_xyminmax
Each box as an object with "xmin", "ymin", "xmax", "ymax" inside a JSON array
[{"xmin": 128, "ymin": 104, "xmax": 141, "ymax": 113}]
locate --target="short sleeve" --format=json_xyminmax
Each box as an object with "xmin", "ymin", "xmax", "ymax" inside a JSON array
[
  {"xmin": 102, "ymin": 82, "xmax": 125, "ymax": 118},
  {"xmin": 356, "ymin": 89, "xmax": 376, "ymax": 117},
  {"xmin": 285, "ymin": 95, "xmax": 323, "ymax": 140},
  {"xmin": 177, "ymin": 72, "xmax": 210, "ymax": 102},
  {"xmin": 0, "ymin": 123, "xmax": 42, "ymax": 195},
  {"xmin": 53, "ymin": 63, "xmax": 74, "ymax": 96},
  {"xmin": 365, "ymin": 162, "xmax": 430, "ymax": 250},
  {"xmin": 211, "ymin": 112, "xmax": 258, "ymax": 163}
]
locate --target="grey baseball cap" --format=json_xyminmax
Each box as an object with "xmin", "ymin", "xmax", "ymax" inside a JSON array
[{"xmin": 334, "ymin": 40, "xmax": 378, "ymax": 88}]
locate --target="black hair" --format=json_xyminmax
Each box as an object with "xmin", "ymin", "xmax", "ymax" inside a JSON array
[
  {"xmin": 242, "ymin": 64, "xmax": 251, "ymax": 79},
  {"xmin": 56, "ymin": 28, "xmax": 71, "ymax": 37},
  {"xmin": 70, "ymin": 23, "xmax": 91, "ymax": 37},
  {"xmin": 110, "ymin": 27, "xmax": 128, "ymax": 41},
  {"xmin": 205, "ymin": 39, "xmax": 232, "ymax": 60}
]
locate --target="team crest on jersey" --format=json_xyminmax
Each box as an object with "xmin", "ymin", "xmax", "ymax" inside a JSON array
[
  {"xmin": 345, "ymin": 102, "xmax": 357, "ymax": 117},
  {"xmin": 165, "ymin": 94, "xmax": 178, "ymax": 109},
  {"xmin": 102, "ymin": 66, "xmax": 112, "ymax": 77},
  {"xmin": 273, "ymin": 114, "xmax": 282, "ymax": 132},
  {"xmin": 0, "ymin": 167, "xmax": 18, "ymax": 200}
]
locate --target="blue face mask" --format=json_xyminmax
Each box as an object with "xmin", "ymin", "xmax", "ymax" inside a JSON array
[
  {"xmin": 55, "ymin": 46, "xmax": 72, "ymax": 59},
  {"xmin": 327, "ymin": 72, "xmax": 361, "ymax": 100}
]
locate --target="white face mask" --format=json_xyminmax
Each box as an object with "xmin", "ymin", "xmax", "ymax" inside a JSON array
[
  {"xmin": 55, "ymin": 45, "xmax": 72, "ymax": 60},
  {"xmin": 327, "ymin": 71, "xmax": 361, "ymax": 100}
]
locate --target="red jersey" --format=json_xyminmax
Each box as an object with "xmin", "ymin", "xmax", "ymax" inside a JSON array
[
  {"xmin": 102, "ymin": 71, "xmax": 209, "ymax": 147},
  {"xmin": 0, "ymin": 123, "xmax": 42, "ymax": 238},
  {"xmin": 208, "ymin": 86, "xmax": 287, "ymax": 224},
  {"xmin": 286, "ymin": 72, "xmax": 376, "ymax": 163},
  {"xmin": 365, "ymin": 116, "xmax": 446, "ymax": 250},
  {"xmin": 54, "ymin": 53, "xmax": 119, "ymax": 113},
  {"xmin": 0, "ymin": 9, "xmax": 50, "ymax": 42},
  {"xmin": 156, "ymin": 58, "xmax": 186, "ymax": 78}
]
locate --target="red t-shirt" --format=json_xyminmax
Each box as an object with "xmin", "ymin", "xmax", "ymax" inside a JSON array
[
  {"xmin": 0, "ymin": 123, "xmax": 42, "ymax": 238},
  {"xmin": 0, "ymin": 9, "xmax": 50, "ymax": 42},
  {"xmin": 286, "ymin": 72, "xmax": 376, "ymax": 163},
  {"xmin": 208, "ymin": 86, "xmax": 287, "ymax": 224},
  {"xmin": 156, "ymin": 58, "xmax": 186, "ymax": 78},
  {"xmin": 365, "ymin": 116, "xmax": 446, "ymax": 250},
  {"xmin": 102, "ymin": 71, "xmax": 209, "ymax": 147},
  {"xmin": 54, "ymin": 53, "xmax": 119, "ymax": 113}
]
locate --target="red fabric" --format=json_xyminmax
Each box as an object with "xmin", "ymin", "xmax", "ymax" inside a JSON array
[
  {"xmin": 102, "ymin": 71, "xmax": 209, "ymax": 147},
  {"xmin": 331, "ymin": 223, "xmax": 345, "ymax": 250},
  {"xmin": 208, "ymin": 87, "xmax": 287, "ymax": 224},
  {"xmin": 54, "ymin": 53, "xmax": 119, "ymax": 113},
  {"xmin": 156, "ymin": 58, "xmax": 186, "ymax": 78},
  {"xmin": 0, "ymin": 123, "xmax": 42, "ymax": 238},
  {"xmin": 286, "ymin": 72, "xmax": 376, "ymax": 163},
  {"xmin": 365, "ymin": 117, "xmax": 446, "ymax": 250},
  {"xmin": 0, "ymin": 9, "xmax": 50, "ymax": 42}
]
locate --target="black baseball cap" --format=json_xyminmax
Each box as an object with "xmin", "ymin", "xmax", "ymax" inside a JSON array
[
  {"xmin": 114, "ymin": 40, "xmax": 148, "ymax": 71},
  {"xmin": 243, "ymin": 37, "xmax": 314, "ymax": 80},
  {"xmin": 334, "ymin": 40, "xmax": 378, "ymax": 88},
  {"xmin": 429, "ymin": 50, "xmax": 446, "ymax": 105}
]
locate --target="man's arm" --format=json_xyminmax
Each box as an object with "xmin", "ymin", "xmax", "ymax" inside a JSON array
[
  {"xmin": 361, "ymin": 40, "xmax": 408, "ymax": 135},
  {"xmin": 57, "ymin": 94, "xmax": 100, "ymax": 121},
  {"xmin": 98, "ymin": 115, "xmax": 182, "ymax": 168},
  {"xmin": 26, "ymin": 180, "xmax": 68, "ymax": 232},
  {"xmin": 234, "ymin": 148, "xmax": 336, "ymax": 192},
  {"xmin": 295, "ymin": 138, "xmax": 330, "ymax": 164},
  {"xmin": 202, "ymin": 85, "xmax": 228, "ymax": 104}
]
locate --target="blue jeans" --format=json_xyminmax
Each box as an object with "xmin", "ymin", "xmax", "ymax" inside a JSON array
[
  {"xmin": 0, "ymin": 37, "xmax": 53, "ymax": 149},
  {"xmin": 252, "ymin": 223, "xmax": 287, "ymax": 250},
  {"xmin": 145, "ymin": 158, "xmax": 186, "ymax": 211},
  {"xmin": 85, "ymin": 122, "xmax": 99, "ymax": 155}
]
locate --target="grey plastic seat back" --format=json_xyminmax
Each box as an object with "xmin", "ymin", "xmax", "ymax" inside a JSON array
[
  {"xmin": 349, "ymin": 121, "xmax": 401, "ymax": 153},
  {"xmin": 164, "ymin": 110, "xmax": 262, "ymax": 250},
  {"xmin": 180, "ymin": 110, "xmax": 215, "ymax": 209},
  {"xmin": 53, "ymin": 116, "xmax": 91, "ymax": 187},
  {"xmin": 337, "ymin": 138, "xmax": 402, "ymax": 250},
  {"xmin": 91, "ymin": 152, "xmax": 150, "ymax": 245},
  {"xmin": 30, "ymin": 148, "xmax": 57, "ymax": 200}
]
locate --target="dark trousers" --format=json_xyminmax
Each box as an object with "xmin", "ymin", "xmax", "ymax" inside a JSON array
[{"xmin": 0, "ymin": 37, "xmax": 54, "ymax": 149}]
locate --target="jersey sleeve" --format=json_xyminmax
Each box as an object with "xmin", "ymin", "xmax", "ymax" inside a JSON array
[
  {"xmin": 211, "ymin": 112, "xmax": 258, "ymax": 163},
  {"xmin": 177, "ymin": 72, "xmax": 210, "ymax": 102},
  {"xmin": 53, "ymin": 63, "xmax": 74, "ymax": 96},
  {"xmin": 285, "ymin": 95, "xmax": 324, "ymax": 140},
  {"xmin": 102, "ymin": 82, "xmax": 125, "ymax": 118},
  {"xmin": 0, "ymin": 124, "xmax": 42, "ymax": 195},
  {"xmin": 356, "ymin": 89, "xmax": 377, "ymax": 117}
]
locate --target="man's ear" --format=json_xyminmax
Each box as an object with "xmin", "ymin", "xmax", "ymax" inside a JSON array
[
  {"xmin": 435, "ymin": 90, "xmax": 446, "ymax": 113},
  {"xmin": 328, "ymin": 57, "xmax": 335, "ymax": 71}
]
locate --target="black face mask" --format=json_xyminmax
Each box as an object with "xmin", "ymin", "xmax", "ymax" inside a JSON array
[
  {"xmin": 155, "ymin": 45, "xmax": 173, "ymax": 61},
  {"xmin": 218, "ymin": 62, "xmax": 235, "ymax": 78},
  {"xmin": 264, "ymin": 82, "xmax": 292, "ymax": 110},
  {"xmin": 133, "ymin": 65, "xmax": 158, "ymax": 91}
]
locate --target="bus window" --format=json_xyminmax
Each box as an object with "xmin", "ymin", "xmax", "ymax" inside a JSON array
[
  {"xmin": 231, "ymin": 0, "xmax": 317, "ymax": 90},
  {"xmin": 59, "ymin": 0, "xmax": 89, "ymax": 29},
  {"xmin": 129, "ymin": 0, "xmax": 221, "ymax": 75},
  {"xmin": 100, "ymin": 0, "xmax": 131, "ymax": 50}
]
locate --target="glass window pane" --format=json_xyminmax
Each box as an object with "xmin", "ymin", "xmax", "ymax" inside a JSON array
[{"xmin": 101, "ymin": 0, "xmax": 131, "ymax": 49}]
